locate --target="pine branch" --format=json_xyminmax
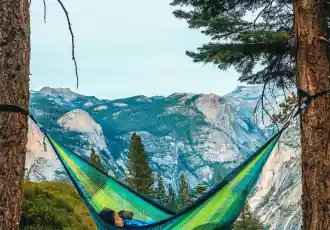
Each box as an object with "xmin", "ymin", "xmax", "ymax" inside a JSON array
[{"xmin": 253, "ymin": 0, "xmax": 276, "ymax": 29}]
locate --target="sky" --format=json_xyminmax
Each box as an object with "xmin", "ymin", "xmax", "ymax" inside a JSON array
[{"xmin": 29, "ymin": 0, "xmax": 242, "ymax": 100}]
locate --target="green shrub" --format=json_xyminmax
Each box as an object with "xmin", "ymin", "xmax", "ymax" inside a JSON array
[{"xmin": 20, "ymin": 181, "xmax": 96, "ymax": 230}]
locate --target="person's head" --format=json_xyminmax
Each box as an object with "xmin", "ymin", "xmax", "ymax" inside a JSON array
[
  {"xmin": 99, "ymin": 208, "xmax": 124, "ymax": 227},
  {"xmin": 118, "ymin": 210, "xmax": 134, "ymax": 220}
]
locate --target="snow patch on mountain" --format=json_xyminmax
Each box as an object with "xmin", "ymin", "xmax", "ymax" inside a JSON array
[
  {"xmin": 136, "ymin": 96, "xmax": 152, "ymax": 103},
  {"xmin": 150, "ymin": 96, "xmax": 165, "ymax": 100},
  {"xmin": 84, "ymin": 102, "xmax": 94, "ymax": 107},
  {"xmin": 195, "ymin": 166, "xmax": 214, "ymax": 182},
  {"xmin": 94, "ymin": 105, "xmax": 108, "ymax": 111},
  {"xmin": 113, "ymin": 103, "xmax": 128, "ymax": 107}
]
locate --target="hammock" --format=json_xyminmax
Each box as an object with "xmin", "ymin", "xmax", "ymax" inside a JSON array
[
  {"xmin": 35, "ymin": 118, "xmax": 284, "ymax": 230},
  {"xmin": 0, "ymin": 88, "xmax": 319, "ymax": 229}
]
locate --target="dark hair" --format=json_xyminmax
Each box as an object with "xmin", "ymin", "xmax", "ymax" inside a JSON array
[
  {"xmin": 118, "ymin": 210, "xmax": 134, "ymax": 220},
  {"xmin": 99, "ymin": 208, "xmax": 115, "ymax": 224}
]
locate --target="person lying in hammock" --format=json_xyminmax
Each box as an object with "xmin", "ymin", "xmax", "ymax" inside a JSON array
[{"xmin": 99, "ymin": 208, "xmax": 156, "ymax": 227}]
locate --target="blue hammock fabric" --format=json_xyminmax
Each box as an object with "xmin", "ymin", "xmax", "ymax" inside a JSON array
[{"xmin": 124, "ymin": 219, "xmax": 156, "ymax": 227}]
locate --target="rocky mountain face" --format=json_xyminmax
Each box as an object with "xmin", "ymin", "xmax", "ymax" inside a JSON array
[{"xmin": 25, "ymin": 86, "xmax": 301, "ymax": 229}]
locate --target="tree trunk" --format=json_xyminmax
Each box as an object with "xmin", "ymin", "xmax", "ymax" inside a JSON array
[
  {"xmin": 293, "ymin": 0, "xmax": 330, "ymax": 229},
  {"xmin": 0, "ymin": 0, "xmax": 30, "ymax": 229}
]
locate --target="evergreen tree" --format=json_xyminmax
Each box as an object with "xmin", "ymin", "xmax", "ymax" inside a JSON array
[
  {"xmin": 170, "ymin": 0, "xmax": 297, "ymax": 91},
  {"xmin": 90, "ymin": 148, "xmax": 102, "ymax": 170},
  {"xmin": 187, "ymin": 184, "xmax": 208, "ymax": 206},
  {"xmin": 233, "ymin": 202, "xmax": 264, "ymax": 230},
  {"xmin": 155, "ymin": 172, "xmax": 166, "ymax": 204},
  {"xmin": 125, "ymin": 132, "xmax": 154, "ymax": 197},
  {"xmin": 178, "ymin": 174, "xmax": 190, "ymax": 210},
  {"xmin": 167, "ymin": 184, "xmax": 178, "ymax": 210},
  {"xmin": 272, "ymin": 92, "xmax": 297, "ymax": 124},
  {"xmin": 191, "ymin": 184, "xmax": 208, "ymax": 200}
]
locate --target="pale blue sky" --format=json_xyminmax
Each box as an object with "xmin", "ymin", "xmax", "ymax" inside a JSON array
[{"xmin": 30, "ymin": 0, "xmax": 241, "ymax": 100}]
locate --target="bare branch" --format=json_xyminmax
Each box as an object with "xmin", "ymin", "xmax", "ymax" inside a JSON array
[
  {"xmin": 251, "ymin": 80, "xmax": 280, "ymax": 130},
  {"xmin": 43, "ymin": 0, "xmax": 47, "ymax": 23},
  {"xmin": 253, "ymin": 0, "xmax": 275, "ymax": 29},
  {"xmin": 281, "ymin": 83, "xmax": 288, "ymax": 102},
  {"xmin": 283, "ymin": 4, "xmax": 293, "ymax": 13},
  {"xmin": 264, "ymin": 90, "xmax": 276, "ymax": 113},
  {"xmin": 268, "ymin": 81, "xmax": 277, "ymax": 101},
  {"xmin": 56, "ymin": 0, "xmax": 79, "ymax": 89}
]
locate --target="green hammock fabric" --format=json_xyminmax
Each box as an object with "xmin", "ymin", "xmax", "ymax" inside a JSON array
[
  {"xmin": 44, "ymin": 127, "xmax": 283, "ymax": 230},
  {"xmin": 48, "ymin": 136, "xmax": 174, "ymax": 221}
]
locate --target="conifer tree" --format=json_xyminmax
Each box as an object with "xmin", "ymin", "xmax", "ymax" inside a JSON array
[
  {"xmin": 167, "ymin": 184, "xmax": 178, "ymax": 210},
  {"xmin": 125, "ymin": 132, "xmax": 154, "ymax": 197},
  {"xmin": 233, "ymin": 202, "xmax": 264, "ymax": 230},
  {"xmin": 155, "ymin": 172, "xmax": 166, "ymax": 204},
  {"xmin": 178, "ymin": 174, "xmax": 190, "ymax": 210},
  {"xmin": 90, "ymin": 148, "xmax": 102, "ymax": 171},
  {"xmin": 191, "ymin": 184, "xmax": 208, "ymax": 201},
  {"xmin": 272, "ymin": 92, "xmax": 297, "ymax": 124},
  {"xmin": 186, "ymin": 184, "xmax": 208, "ymax": 206},
  {"xmin": 170, "ymin": 0, "xmax": 297, "ymax": 92}
]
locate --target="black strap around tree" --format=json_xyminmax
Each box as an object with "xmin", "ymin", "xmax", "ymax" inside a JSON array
[
  {"xmin": 0, "ymin": 206, "xmax": 4, "ymax": 216},
  {"xmin": 293, "ymin": 88, "xmax": 330, "ymax": 118},
  {"xmin": 0, "ymin": 104, "xmax": 41, "ymax": 125},
  {"xmin": 0, "ymin": 104, "xmax": 47, "ymax": 150},
  {"xmin": 0, "ymin": 104, "xmax": 28, "ymax": 115}
]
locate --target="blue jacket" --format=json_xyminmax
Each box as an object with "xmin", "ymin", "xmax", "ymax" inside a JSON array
[{"xmin": 124, "ymin": 219, "xmax": 156, "ymax": 227}]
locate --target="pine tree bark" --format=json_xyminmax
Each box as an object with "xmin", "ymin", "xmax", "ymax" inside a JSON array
[
  {"xmin": 0, "ymin": 0, "xmax": 30, "ymax": 229},
  {"xmin": 293, "ymin": 0, "xmax": 330, "ymax": 229}
]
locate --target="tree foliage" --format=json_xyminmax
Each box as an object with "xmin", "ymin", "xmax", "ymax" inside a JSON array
[
  {"xmin": 125, "ymin": 132, "xmax": 154, "ymax": 197},
  {"xmin": 166, "ymin": 184, "xmax": 178, "ymax": 210},
  {"xmin": 169, "ymin": 0, "xmax": 330, "ymax": 121},
  {"xmin": 90, "ymin": 148, "xmax": 102, "ymax": 171},
  {"xmin": 178, "ymin": 174, "xmax": 190, "ymax": 209},
  {"xmin": 170, "ymin": 0, "xmax": 296, "ymax": 90},
  {"xmin": 232, "ymin": 202, "xmax": 264, "ymax": 230},
  {"xmin": 190, "ymin": 184, "xmax": 207, "ymax": 201},
  {"xmin": 272, "ymin": 92, "xmax": 297, "ymax": 123},
  {"xmin": 155, "ymin": 173, "xmax": 166, "ymax": 204}
]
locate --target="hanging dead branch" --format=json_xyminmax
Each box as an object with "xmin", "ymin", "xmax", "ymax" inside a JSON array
[
  {"xmin": 56, "ymin": 0, "xmax": 79, "ymax": 89},
  {"xmin": 43, "ymin": 0, "xmax": 46, "ymax": 23},
  {"xmin": 251, "ymin": 80, "xmax": 280, "ymax": 128}
]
